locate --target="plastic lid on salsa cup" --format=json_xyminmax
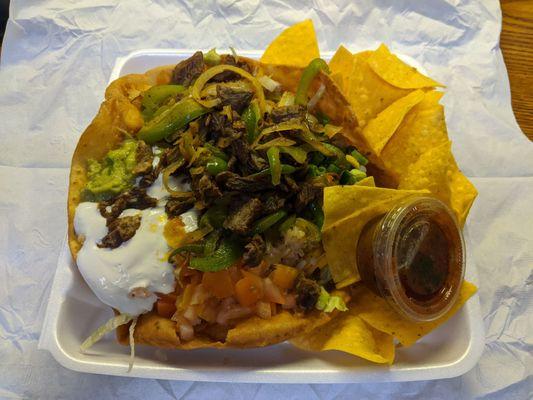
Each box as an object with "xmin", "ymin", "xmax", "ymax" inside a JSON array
[{"xmin": 357, "ymin": 196, "xmax": 466, "ymax": 322}]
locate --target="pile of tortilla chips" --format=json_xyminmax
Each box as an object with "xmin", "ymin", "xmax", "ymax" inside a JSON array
[{"xmin": 261, "ymin": 20, "xmax": 478, "ymax": 364}]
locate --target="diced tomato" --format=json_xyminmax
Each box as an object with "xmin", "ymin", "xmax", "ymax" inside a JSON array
[
  {"xmin": 202, "ymin": 270, "xmax": 235, "ymax": 299},
  {"xmin": 228, "ymin": 265, "xmax": 243, "ymax": 284},
  {"xmin": 270, "ymin": 264, "xmax": 299, "ymax": 290},
  {"xmin": 235, "ymin": 272, "xmax": 264, "ymax": 307}
]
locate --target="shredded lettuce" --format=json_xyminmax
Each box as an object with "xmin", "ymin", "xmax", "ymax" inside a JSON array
[
  {"xmin": 315, "ymin": 287, "xmax": 348, "ymax": 313},
  {"xmin": 127, "ymin": 317, "xmax": 138, "ymax": 372},
  {"xmin": 80, "ymin": 313, "xmax": 133, "ymax": 353}
]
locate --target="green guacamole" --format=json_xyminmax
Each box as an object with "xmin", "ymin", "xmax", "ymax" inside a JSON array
[{"xmin": 83, "ymin": 139, "xmax": 138, "ymax": 201}]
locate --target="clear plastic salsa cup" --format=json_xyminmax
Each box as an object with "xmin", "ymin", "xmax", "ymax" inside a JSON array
[{"xmin": 356, "ymin": 196, "xmax": 465, "ymax": 322}]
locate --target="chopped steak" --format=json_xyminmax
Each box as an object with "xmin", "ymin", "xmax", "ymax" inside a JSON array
[
  {"xmin": 242, "ymin": 234, "xmax": 266, "ymax": 266},
  {"xmin": 138, "ymin": 168, "xmax": 159, "ymax": 189},
  {"xmin": 206, "ymin": 112, "xmax": 227, "ymax": 138},
  {"xmin": 270, "ymin": 105, "xmax": 305, "ymax": 124},
  {"xmin": 261, "ymin": 192, "xmax": 286, "ymax": 214},
  {"xmin": 133, "ymin": 140, "xmax": 154, "ymax": 175},
  {"xmin": 194, "ymin": 174, "xmax": 222, "ymax": 205},
  {"xmin": 98, "ymin": 215, "xmax": 141, "ymax": 249},
  {"xmin": 223, "ymin": 198, "xmax": 263, "ymax": 235},
  {"xmin": 98, "ymin": 188, "xmax": 157, "ymax": 222},
  {"xmin": 295, "ymin": 277, "xmax": 321, "ymax": 311},
  {"xmin": 217, "ymin": 86, "xmax": 253, "ymax": 114},
  {"xmin": 165, "ymin": 197, "xmax": 195, "ymax": 218},
  {"xmin": 171, "ymin": 51, "xmax": 205, "ymax": 86},
  {"xmin": 209, "ymin": 54, "xmax": 253, "ymax": 82},
  {"xmin": 295, "ymin": 183, "xmax": 320, "ymax": 212},
  {"xmin": 282, "ymin": 175, "xmax": 300, "ymax": 193},
  {"xmin": 228, "ymin": 138, "xmax": 267, "ymax": 173},
  {"xmin": 216, "ymin": 171, "xmax": 272, "ymax": 192},
  {"xmin": 159, "ymin": 146, "xmax": 183, "ymax": 168}
]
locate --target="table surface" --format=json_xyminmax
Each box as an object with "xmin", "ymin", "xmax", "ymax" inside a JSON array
[{"xmin": 501, "ymin": 0, "xmax": 533, "ymax": 140}]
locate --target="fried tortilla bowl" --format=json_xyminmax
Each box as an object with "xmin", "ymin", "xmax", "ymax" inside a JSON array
[{"xmin": 68, "ymin": 57, "xmax": 362, "ymax": 350}]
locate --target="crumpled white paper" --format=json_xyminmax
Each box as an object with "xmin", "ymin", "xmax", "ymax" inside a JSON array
[{"xmin": 0, "ymin": 0, "xmax": 532, "ymax": 399}]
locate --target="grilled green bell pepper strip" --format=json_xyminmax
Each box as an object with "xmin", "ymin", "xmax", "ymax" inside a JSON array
[
  {"xmin": 295, "ymin": 58, "xmax": 330, "ymax": 106},
  {"xmin": 199, "ymin": 204, "xmax": 227, "ymax": 229},
  {"xmin": 203, "ymin": 230, "xmax": 221, "ymax": 256},
  {"xmin": 267, "ymin": 146, "xmax": 282, "ymax": 185},
  {"xmin": 141, "ymin": 85, "xmax": 186, "ymax": 121},
  {"xmin": 205, "ymin": 143, "xmax": 228, "ymax": 161},
  {"xmin": 189, "ymin": 236, "xmax": 243, "ymax": 272},
  {"xmin": 248, "ymin": 164, "xmax": 296, "ymax": 179},
  {"xmin": 252, "ymin": 210, "xmax": 288, "ymax": 234},
  {"xmin": 138, "ymin": 97, "xmax": 208, "ymax": 144},
  {"xmin": 279, "ymin": 146, "xmax": 308, "ymax": 164},
  {"xmin": 206, "ymin": 156, "xmax": 228, "ymax": 176},
  {"xmin": 243, "ymin": 100, "xmax": 261, "ymax": 144},
  {"xmin": 168, "ymin": 244, "xmax": 206, "ymax": 260}
]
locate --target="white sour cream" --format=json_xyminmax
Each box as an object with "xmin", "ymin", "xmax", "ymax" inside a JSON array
[
  {"xmin": 74, "ymin": 173, "xmax": 198, "ymax": 316},
  {"xmin": 74, "ymin": 203, "xmax": 174, "ymax": 315}
]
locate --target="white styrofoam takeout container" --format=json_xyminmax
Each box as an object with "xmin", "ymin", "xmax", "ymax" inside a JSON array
[{"xmin": 39, "ymin": 50, "xmax": 485, "ymax": 383}]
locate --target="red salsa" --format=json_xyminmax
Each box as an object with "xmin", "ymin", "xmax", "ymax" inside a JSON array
[{"xmin": 357, "ymin": 196, "xmax": 465, "ymax": 322}]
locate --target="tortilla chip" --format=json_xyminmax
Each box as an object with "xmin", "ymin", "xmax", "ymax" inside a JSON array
[
  {"xmin": 449, "ymin": 166, "xmax": 478, "ymax": 227},
  {"xmin": 328, "ymin": 45, "xmax": 354, "ymax": 92},
  {"xmin": 398, "ymin": 141, "xmax": 454, "ymax": 206},
  {"xmin": 322, "ymin": 186, "xmax": 428, "ymax": 286},
  {"xmin": 345, "ymin": 50, "xmax": 412, "ymax": 127},
  {"xmin": 351, "ymin": 280, "xmax": 477, "ymax": 347},
  {"xmin": 397, "ymin": 140, "xmax": 477, "ymax": 227},
  {"xmin": 368, "ymin": 44, "xmax": 443, "ymax": 89},
  {"xmin": 226, "ymin": 310, "xmax": 331, "ymax": 348},
  {"xmin": 260, "ymin": 20, "xmax": 319, "ymax": 67},
  {"xmin": 356, "ymin": 176, "xmax": 376, "ymax": 187},
  {"xmin": 381, "ymin": 90, "xmax": 449, "ymax": 181},
  {"xmin": 291, "ymin": 311, "xmax": 394, "ymax": 364},
  {"xmin": 362, "ymin": 89, "xmax": 425, "ymax": 155}
]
